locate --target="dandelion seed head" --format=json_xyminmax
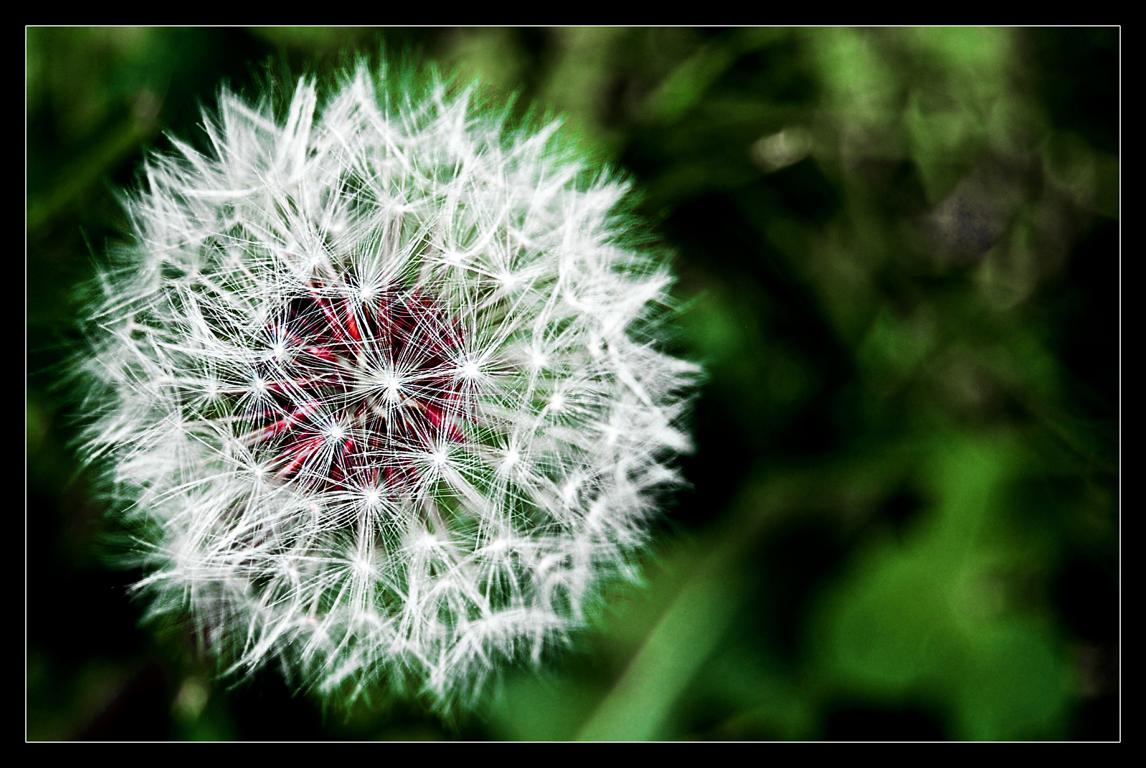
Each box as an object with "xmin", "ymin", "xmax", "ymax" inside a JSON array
[{"xmin": 78, "ymin": 62, "xmax": 699, "ymax": 711}]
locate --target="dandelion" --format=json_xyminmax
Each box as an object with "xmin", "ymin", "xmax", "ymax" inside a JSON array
[{"xmin": 78, "ymin": 62, "xmax": 699, "ymax": 710}]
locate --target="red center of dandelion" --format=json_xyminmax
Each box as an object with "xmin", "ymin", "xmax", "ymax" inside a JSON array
[{"xmin": 248, "ymin": 280, "xmax": 470, "ymax": 496}]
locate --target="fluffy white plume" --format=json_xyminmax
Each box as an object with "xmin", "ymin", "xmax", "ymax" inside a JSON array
[{"xmin": 79, "ymin": 63, "xmax": 699, "ymax": 709}]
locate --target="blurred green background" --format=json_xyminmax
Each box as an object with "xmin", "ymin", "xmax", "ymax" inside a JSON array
[{"xmin": 26, "ymin": 27, "xmax": 1118, "ymax": 741}]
